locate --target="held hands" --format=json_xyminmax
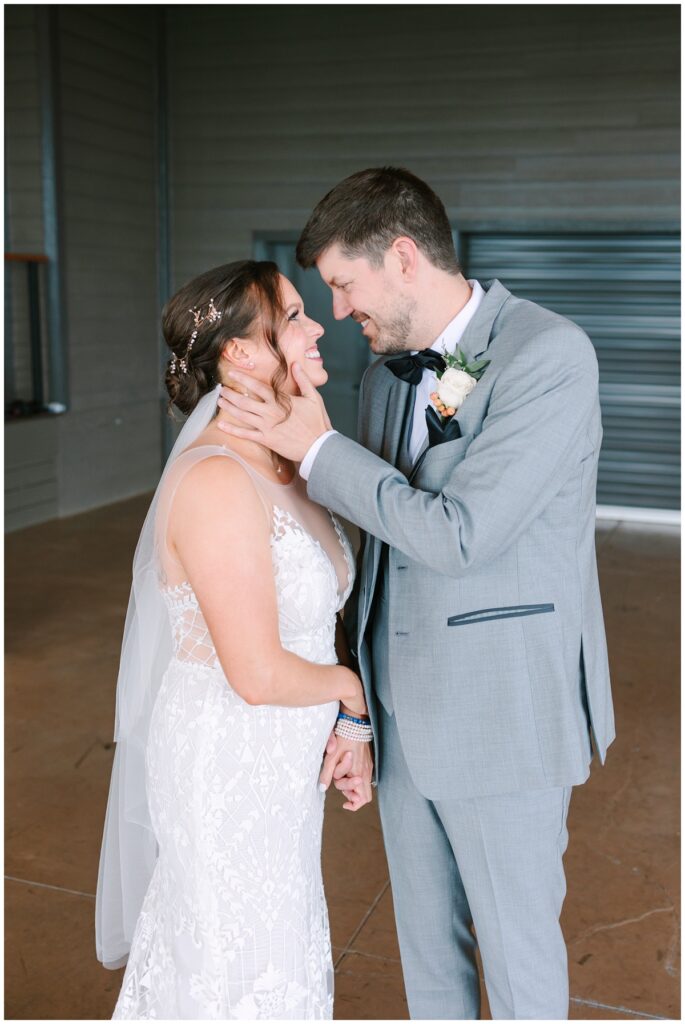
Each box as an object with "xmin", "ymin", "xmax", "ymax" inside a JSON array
[
  {"xmin": 319, "ymin": 686, "xmax": 373, "ymax": 812},
  {"xmin": 217, "ymin": 363, "xmax": 332, "ymax": 462},
  {"xmin": 319, "ymin": 730, "xmax": 374, "ymax": 812}
]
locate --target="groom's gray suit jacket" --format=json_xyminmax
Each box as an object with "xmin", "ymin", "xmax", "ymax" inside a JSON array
[{"xmin": 307, "ymin": 280, "xmax": 615, "ymax": 799}]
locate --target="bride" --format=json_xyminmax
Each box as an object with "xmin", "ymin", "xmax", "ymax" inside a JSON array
[{"xmin": 95, "ymin": 260, "xmax": 372, "ymax": 1019}]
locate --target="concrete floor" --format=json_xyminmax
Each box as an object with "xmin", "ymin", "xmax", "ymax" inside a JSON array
[{"xmin": 5, "ymin": 495, "xmax": 680, "ymax": 1020}]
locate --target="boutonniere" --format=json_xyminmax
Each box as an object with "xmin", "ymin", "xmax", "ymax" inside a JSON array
[{"xmin": 426, "ymin": 347, "xmax": 491, "ymax": 448}]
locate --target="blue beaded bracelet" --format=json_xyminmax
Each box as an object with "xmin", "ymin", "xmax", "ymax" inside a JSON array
[{"xmin": 337, "ymin": 712, "xmax": 370, "ymax": 726}]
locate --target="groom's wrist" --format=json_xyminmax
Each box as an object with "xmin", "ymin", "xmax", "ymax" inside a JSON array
[
  {"xmin": 340, "ymin": 703, "xmax": 369, "ymax": 720},
  {"xmin": 299, "ymin": 429, "xmax": 338, "ymax": 480}
]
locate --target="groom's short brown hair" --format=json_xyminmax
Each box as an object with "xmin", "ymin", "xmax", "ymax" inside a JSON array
[{"xmin": 296, "ymin": 166, "xmax": 461, "ymax": 274}]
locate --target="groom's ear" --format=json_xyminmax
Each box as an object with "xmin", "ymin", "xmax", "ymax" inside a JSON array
[{"xmin": 391, "ymin": 236, "xmax": 419, "ymax": 282}]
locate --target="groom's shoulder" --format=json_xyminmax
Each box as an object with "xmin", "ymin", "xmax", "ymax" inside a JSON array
[
  {"xmin": 495, "ymin": 286, "xmax": 596, "ymax": 374},
  {"xmin": 501, "ymin": 286, "xmax": 588, "ymax": 343},
  {"xmin": 361, "ymin": 355, "xmax": 393, "ymax": 392}
]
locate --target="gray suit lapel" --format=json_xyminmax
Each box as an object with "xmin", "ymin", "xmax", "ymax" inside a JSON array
[
  {"xmin": 396, "ymin": 386, "xmax": 417, "ymax": 478},
  {"xmin": 458, "ymin": 279, "xmax": 511, "ymax": 363},
  {"xmin": 381, "ymin": 371, "xmax": 416, "ymax": 468},
  {"xmin": 360, "ymin": 367, "xmax": 414, "ymax": 627}
]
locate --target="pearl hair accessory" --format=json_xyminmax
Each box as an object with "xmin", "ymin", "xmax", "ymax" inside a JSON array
[{"xmin": 169, "ymin": 298, "xmax": 222, "ymax": 375}]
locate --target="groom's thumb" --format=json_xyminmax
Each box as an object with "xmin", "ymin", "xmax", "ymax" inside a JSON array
[{"xmin": 293, "ymin": 361, "xmax": 316, "ymax": 397}]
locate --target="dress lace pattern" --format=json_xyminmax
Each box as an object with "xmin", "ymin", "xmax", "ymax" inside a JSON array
[{"xmin": 112, "ymin": 496, "xmax": 355, "ymax": 1020}]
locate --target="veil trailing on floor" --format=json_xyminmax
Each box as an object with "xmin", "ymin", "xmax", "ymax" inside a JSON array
[{"xmin": 95, "ymin": 384, "xmax": 222, "ymax": 969}]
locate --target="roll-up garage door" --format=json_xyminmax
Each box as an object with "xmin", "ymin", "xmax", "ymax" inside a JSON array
[{"xmin": 464, "ymin": 234, "xmax": 680, "ymax": 511}]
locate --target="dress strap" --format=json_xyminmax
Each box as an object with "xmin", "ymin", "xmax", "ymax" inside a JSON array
[{"xmin": 156, "ymin": 445, "xmax": 275, "ymax": 572}]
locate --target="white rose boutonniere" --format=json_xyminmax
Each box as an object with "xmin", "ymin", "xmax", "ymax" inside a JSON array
[
  {"xmin": 426, "ymin": 346, "xmax": 490, "ymax": 447},
  {"xmin": 436, "ymin": 367, "xmax": 477, "ymax": 411}
]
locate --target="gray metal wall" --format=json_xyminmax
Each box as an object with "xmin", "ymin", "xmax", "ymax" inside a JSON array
[
  {"xmin": 5, "ymin": 5, "xmax": 680, "ymax": 529},
  {"xmin": 4, "ymin": 7, "xmax": 43, "ymax": 258},
  {"xmin": 168, "ymin": 5, "xmax": 679, "ymax": 286},
  {"xmin": 56, "ymin": 6, "xmax": 160, "ymax": 517},
  {"xmin": 5, "ymin": 6, "xmax": 58, "ymax": 528},
  {"xmin": 5, "ymin": 5, "xmax": 44, "ymax": 401},
  {"xmin": 5, "ymin": 6, "xmax": 160, "ymax": 530}
]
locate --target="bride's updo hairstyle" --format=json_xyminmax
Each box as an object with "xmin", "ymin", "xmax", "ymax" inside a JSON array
[{"xmin": 163, "ymin": 259, "xmax": 290, "ymax": 417}]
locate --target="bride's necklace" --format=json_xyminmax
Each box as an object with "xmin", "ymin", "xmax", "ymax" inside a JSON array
[
  {"xmin": 215, "ymin": 411, "xmax": 286, "ymax": 475},
  {"xmin": 215, "ymin": 394, "xmax": 287, "ymax": 477},
  {"xmin": 257, "ymin": 443, "xmax": 286, "ymax": 476}
]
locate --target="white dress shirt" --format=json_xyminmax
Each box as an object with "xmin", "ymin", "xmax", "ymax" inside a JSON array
[
  {"xmin": 406, "ymin": 279, "xmax": 483, "ymax": 463},
  {"xmin": 299, "ymin": 280, "xmax": 484, "ymax": 480}
]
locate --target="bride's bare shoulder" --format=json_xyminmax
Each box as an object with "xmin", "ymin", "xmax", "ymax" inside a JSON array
[{"xmin": 170, "ymin": 451, "xmax": 267, "ymax": 525}]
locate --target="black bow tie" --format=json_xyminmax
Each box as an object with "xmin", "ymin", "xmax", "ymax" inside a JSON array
[{"xmin": 385, "ymin": 349, "xmax": 446, "ymax": 386}]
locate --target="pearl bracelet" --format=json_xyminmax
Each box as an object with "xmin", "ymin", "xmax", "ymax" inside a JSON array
[{"xmin": 334, "ymin": 713, "xmax": 373, "ymax": 743}]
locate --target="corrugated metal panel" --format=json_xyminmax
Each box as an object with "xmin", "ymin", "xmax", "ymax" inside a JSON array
[{"xmin": 465, "ymin": 233, "xmax": 680, "ymax": 510}]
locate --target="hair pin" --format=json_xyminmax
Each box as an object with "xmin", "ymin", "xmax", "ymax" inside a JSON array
[{"xmin": 170, "ymin": 298, "xmax": 223, "ymax": 375}]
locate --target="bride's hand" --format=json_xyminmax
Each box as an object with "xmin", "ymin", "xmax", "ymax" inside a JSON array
[{"xmin": 319, "ymin": 731, "xmax": 374, "ymax": 811}]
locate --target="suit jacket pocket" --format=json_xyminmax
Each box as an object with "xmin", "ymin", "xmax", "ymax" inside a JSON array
[{"xmin": 447, "ymin": 603, "xmax": 555, "ymax": 626}]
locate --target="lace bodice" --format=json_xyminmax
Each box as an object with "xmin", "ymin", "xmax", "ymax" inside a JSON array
[{"xmin": 159, "ymin": 447, "xmax": 356, "ymax": 676}]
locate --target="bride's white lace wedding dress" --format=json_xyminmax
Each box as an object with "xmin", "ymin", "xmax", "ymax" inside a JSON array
[{"xmin": 111, "ymin": 445, "xmax": 355, "ymax": 1020}]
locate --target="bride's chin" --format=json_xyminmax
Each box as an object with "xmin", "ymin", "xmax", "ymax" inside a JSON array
[{"xmin": 302, "ymin": 365, "xmax": 328, "ymax": 388}]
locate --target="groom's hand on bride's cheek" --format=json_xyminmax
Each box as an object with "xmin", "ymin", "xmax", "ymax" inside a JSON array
[{"xmin": 216, "ymin": 364, "xmax": 332, "ymax": 460}]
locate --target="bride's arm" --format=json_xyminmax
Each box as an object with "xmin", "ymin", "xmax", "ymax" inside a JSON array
[
  {"xmin": 170, "ymin": 456, "xmax": 366, "ymax": 713},
  {"xmin": 334, "ymin": 614, "xmax": 369, "ymax": 719}
]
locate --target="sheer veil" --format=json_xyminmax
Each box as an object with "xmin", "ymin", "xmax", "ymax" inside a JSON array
[{"xmin": 95, "ymin": 384, "xmax": 222, "ymax": 969}]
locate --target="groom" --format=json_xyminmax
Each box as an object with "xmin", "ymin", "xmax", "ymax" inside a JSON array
[{"xmin": 219, "ymin": 167, "xmax": 615, "ymax": 1020}]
